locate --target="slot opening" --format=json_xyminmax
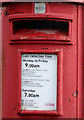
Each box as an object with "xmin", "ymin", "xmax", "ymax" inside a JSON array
[{"xmin": 13, "ymin": 19, "xmax": 69, "ymax": 38}]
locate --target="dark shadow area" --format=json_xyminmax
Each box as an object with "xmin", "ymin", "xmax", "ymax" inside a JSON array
[{"xmin": 13, "ymin": 20, "xmax": 69, "ymax": 36}]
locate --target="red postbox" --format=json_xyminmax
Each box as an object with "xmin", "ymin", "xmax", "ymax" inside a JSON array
[{"xmin": 0, "ymin": 1, "xmax": 83, "ymax": 119}]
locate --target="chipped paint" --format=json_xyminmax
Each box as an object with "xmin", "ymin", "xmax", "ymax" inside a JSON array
[
  {"xmin": 14, "ymin": 29, "xmax": 68, "ymax": 41},
  {"xmin": 20, "ymin": 36, "xmax": 28, "ymax": 40},
  {"xmin": 72, "ymin": 89, "xmax": 78, "ymax": 97}
]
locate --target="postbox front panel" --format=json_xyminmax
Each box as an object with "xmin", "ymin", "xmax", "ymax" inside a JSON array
[{"xmin": 2, "ymin": 2, "xmax": 78, "ymax": 119}]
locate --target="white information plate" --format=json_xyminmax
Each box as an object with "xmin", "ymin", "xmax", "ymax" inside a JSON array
[
  {"xmin": 21, "ymin": 54, "xmax": 57, "ymax": 111},
  {"xmin": 35, "ymin": 3, "xmax": 46, "ymax": 14}
]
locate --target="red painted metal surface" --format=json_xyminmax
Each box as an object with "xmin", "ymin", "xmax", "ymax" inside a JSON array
[
  {"xmin": 77, "ymin": 5, "xmax": 82, "ymax": 118},
  {"xmin": 82, "ymin": 5, "xmax": 84, "ymax": 120},
  {"xmin": 0, "ymin": 0, "xmax": 84, "ymax": 4},
  {"xmin": 0, "ymin": 7, "xmax": 2, "ymax": 120},
  {"xmin": 1, "ymin": 2, "xmax": 83, "ymax": 119}
]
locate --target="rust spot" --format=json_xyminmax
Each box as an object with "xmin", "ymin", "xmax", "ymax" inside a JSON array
[
  {"xmin": 68, "ymin": 99, "xmax": 71, "ymax": 102},
  {"xmin": 14, "ymin": 107, "xmax": 16, "ymax": 110},
  {"xmin": 18, "ymin": 103, "xmax": 19, "ymax": 106},
  {"xmin": 17, "ymin": 112, "xmax": 20, "ymax": 115},
  {"xmin": 72, "ymin": 89, "xmax": 78, "ymax": 97},
  {"xmin": 5, "ymin": 10, "xmax": 10, "ymax": 15}
]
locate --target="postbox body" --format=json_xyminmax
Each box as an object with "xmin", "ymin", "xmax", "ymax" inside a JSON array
[{"xmin": 1, "ymin": 2, "xmax": 83, "ymax": 119}]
